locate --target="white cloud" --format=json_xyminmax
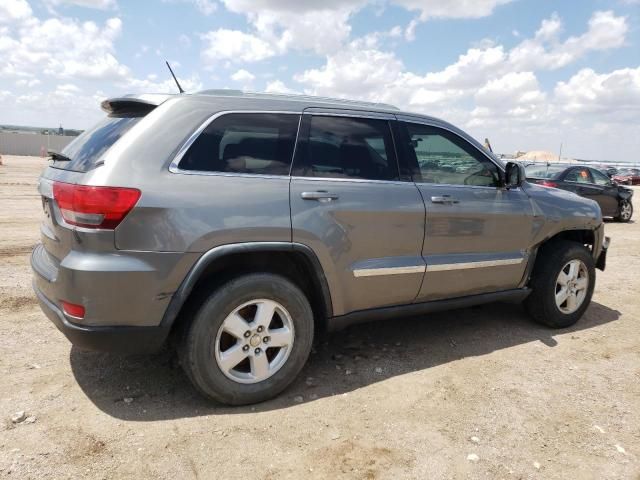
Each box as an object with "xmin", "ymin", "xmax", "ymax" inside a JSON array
[
  {"xmin": 0, "ymin": 0, "xmax": 32, "ymax": 23},
  {"xmin": 230, "ymin": 69, "xmax": 255, "ymax": 83},
  {"xmin": 1, "ymin": 15, "xmax": 129, "ymax": 80},
  {"xmin": 397, "ymin": 0, "xmax": 514, "ymax": 40},
  {"xmin": 393, "ymin": 0, "xmax": 513, "ymax": 20},
  {"xmin": 123, "ymin": 74, "xmax": 203, "ymax": 93},
  {"xmin": 295, "ymin": 40, "xmax": 404, "ymax": 100},
  {"xmin": 554, "ymin": 67, "xmax": 640, "ymax": 118},
  {"xmin": 509, "ymin": 11, "xmax": 628, "ymax": 70},
  {"xmin": 43, "ymin": 0, "xmax": 117, "ymax": 9},
  {"xmin": 469, "ymin": 72, "xmax": 548, "ymax": 127},
  {"xmin": 218, "ymin": 0, "xmax": 363, "ymax": 56},
  {"xmin": 265, "ymin": 79, "xmax": 298, "ymax": 94},
  {"xmin": 201, "ymin": 29, "xmax": 276, "ymax": 63}
]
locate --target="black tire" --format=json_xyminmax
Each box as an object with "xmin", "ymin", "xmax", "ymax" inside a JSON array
[
  {"xmin": 614, "ymin": 200, "xmax": 633, "ymax": 223},
  {"xmin": 524, "ymin": 240, "xmax": 595, "ymax": 328},
  {"xmin": 179, "ymin": 273, "xmax": 314, "ymax": 405}
]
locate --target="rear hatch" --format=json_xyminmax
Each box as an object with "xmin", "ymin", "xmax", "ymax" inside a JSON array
[{"xmin": 36, "ymin": 95, "xmax": 166, "ymax": 269}]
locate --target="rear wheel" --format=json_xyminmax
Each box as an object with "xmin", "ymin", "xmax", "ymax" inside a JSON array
[
  {"xmin": 524, "ymin": 241, "xmax": 595, "ymax": 328},
  {"xmin": 179, "ymin": 273, "xmax": 314, "ymax": 405},
  {"xmin": 615, "ymin": 200, "xmax": 633, "ymax": 222}
]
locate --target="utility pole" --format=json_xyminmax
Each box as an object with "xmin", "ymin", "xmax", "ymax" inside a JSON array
[{"xmin": 558, "ymin": 142, "xmax": 563, "ymax": 163}]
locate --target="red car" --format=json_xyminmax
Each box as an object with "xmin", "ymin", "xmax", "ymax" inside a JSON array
[{"xmin": 612, "ymin": 168, "xmax": 640, "ymax": 185}]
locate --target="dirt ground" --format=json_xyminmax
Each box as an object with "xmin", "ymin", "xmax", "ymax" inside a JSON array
[{"xmin": 0, "ymin": 155, "xmax": 638, "ymax": 479}]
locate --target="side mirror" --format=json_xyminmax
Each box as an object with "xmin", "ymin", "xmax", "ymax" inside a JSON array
[{"xmin": 504, "ymin": 161, "xmax": 525, "ymax": 189}]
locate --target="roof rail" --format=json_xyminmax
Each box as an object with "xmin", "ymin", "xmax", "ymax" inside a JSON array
[{"xmin": 195, "ymin": 89, "xmax": 399, "ymax": 110}]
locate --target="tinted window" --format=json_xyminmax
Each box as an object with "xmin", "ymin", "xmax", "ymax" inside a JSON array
[
  {"xmin": 179, "ymin": 113, "xmax": 299, "ymax": 175},
  {"xmin": 56, "ymin": 115, "xmax": 143, "ymax": 172},
  {"xmin": 293, "ymin": 115, "xmax": 398, "ymax": 181},
  {"xmin": 565, "ymin": 168, "xmax": 592, "ymax": 183},
  {"xmin": 404, "ymin": 123, "xmax": 499, "ymax": 187},
  {"xmin": 590, "ymin": 169, "xmax": 611, "ymax": 186},
  {"xmin": 525, "ymin": 164, "xmax": 565, "ymax": 179}
]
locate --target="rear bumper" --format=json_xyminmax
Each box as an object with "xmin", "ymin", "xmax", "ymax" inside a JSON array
[{"xmin": 33, "ymin": 281, "xmax": 168, "ymax": 353}]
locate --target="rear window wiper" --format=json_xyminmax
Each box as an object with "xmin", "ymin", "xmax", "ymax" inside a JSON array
[{"xmin": 48, "ymin": 150, "xmax": 71, "ymax": 162}]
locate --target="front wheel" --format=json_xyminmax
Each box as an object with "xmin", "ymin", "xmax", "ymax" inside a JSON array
[
  {"xmin": 179, "ymin": 273, "xmax": 314, "ymax": 405},
  {"xmin": 615, "ymin": 200, "xmax": 633, "ymax": 222},
  {"xmin": 524, "ymin": 241, "xmax": 595, "ymax": 328}
]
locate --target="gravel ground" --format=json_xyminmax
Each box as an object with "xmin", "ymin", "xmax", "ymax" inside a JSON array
[{"xmin": 0, "ymin": 155, "xmax": 638, "ymax": 479}]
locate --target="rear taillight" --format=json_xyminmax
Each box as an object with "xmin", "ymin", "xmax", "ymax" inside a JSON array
[
  {"xmin": 539, "ymin": 180, "xmax": 558, "ymax": 188},
  {"xmin": 52, "ymin": 181, "xmax": 141, "ymax": 229},
  {"xmin": 61, "ymin": 300, "xmax": 85, "ymax": 319}
]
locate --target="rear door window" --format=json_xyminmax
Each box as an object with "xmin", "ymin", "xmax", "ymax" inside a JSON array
[
  {"xmin": 565, "ymin": 168, "xmax": 592, "ymax": 183},
  {"xmin": 178, "ymin": 113, "xmax": 299, "ymax": 175},
  {"xmin": 54, "ymin": 115, "xmax": 143, "ymax": 172},
  {"xmin": 292, "ymin": 115, "xmax": 399, "ymax": 181}
]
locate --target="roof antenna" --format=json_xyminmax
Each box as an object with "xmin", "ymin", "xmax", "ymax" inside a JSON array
[{"xmin": 165, "ymin": 60, "xmax": 185, "ymax": 94}]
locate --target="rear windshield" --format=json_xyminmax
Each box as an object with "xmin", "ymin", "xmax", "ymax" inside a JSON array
[
  {"xmin": 53, "ymin": 115, "xmax": 143, "ymax": 172},
  {"xmin": 525, "ymin": 164, "xmax": 565, "ymax": 179}
]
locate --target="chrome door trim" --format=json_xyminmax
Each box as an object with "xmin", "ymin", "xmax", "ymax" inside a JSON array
[
  {"xmin": 426, "ymin": 257, "xmax": 524, "ymax": 272},
  {"xmin": 353, "ymin": 265, "xmax": 426, "ymax": 278},
  {"xmin": 290, "ymin": 175, "xmax": 410, "ymax": 186},
  {"xmin": 168, "ymin": 110, "xmax": 301, "ymax": 175}
]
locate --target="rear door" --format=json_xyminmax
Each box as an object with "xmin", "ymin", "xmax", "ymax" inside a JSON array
[
  {"xmin": 396, "ymin": 118, "xmax": 534, "ymax": 301},
  {"xmin": 290, "ymin": 110, "xmax": 426, "ymax": 316}
]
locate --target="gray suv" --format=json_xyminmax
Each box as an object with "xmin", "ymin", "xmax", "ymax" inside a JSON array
[{"xmin": 31, "ymin": 91, "xmax": 609, "ymax": 405}]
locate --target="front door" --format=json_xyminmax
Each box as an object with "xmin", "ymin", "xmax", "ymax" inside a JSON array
[
  {"xmin": 290, "ymin": 111, "xmax": 426, "ymax": 316},
  {"xmin": 588, "ymin": 168, "xmax": 620, "ymax": 217},
  {"xmin": 396, "ymin": 118, "xmax": 535, "ymax": 301}
]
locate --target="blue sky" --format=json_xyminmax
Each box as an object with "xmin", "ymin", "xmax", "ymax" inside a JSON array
[{"xmin": 1, "ymin": 0, "xmax": 639, "ymax": 160}]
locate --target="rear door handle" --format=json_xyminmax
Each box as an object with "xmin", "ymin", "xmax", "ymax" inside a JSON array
[
  {"xmin": 301, "ymin": 191, "xmax": 339, "ymax": 201},
  {"xmin": 430, "ymin": 195, "xmax": 459, "ymax": 204}
]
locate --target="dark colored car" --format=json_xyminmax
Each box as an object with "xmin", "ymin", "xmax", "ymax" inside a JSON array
[
  {"xmin": 612, "ymin": 168, "xmax": 640, "ymax": 186},
  {"xmin": 526, "ymin": 164, "xmax": 634, "ymax": 222}
]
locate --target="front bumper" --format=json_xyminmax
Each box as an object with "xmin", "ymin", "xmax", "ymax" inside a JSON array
[
  {"xmin": 33, "ymin": 281, "xmax": 169, "ymax": 353},
  {"xmin": 596, "ymin": 236, "xmax": 610, "ymax": 271}
]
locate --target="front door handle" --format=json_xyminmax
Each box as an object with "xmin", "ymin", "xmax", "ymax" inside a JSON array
[
  {"xmin": 301, "ymin": 191, "xmax": 339, "ymax": 201},
  {"xmin": 430, "ymin": 195, "xmax": 459, "ymax": 204}
]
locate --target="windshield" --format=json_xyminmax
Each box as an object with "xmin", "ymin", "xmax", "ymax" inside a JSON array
[
  {"xmin": 525, "ymin": 164, "xmax": 565, "ymax": 179},
  {"xmin": 53, "ymin": 115, "xmax": 144, "ymax": 172}
]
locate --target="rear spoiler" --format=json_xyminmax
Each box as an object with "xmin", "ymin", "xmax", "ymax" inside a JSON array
[{"xmin": 100, "ymin": 94, "xmax": 174, "ymax": 115}]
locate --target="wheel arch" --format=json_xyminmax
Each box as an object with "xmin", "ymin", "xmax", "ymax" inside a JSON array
[
  {"xmin": 161, "ymin": 242, "xmax": 333, "ymax": 335},
  {"xmin": 520, "ymin": 227, "xmax": 600, "ymax": 288}
]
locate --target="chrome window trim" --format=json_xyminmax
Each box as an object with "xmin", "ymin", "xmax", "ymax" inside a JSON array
[
  {"xmin": 413, "ymin": 181, "xmax": 521, "ymax": 192},
  {"xmin": 168, "ymin": 110, "xmax": 301, "ymax": 176},
  {"xmin": 301, "ymin": 108, "xmax": 397, "ymax": 121},
  {"xmin": 426, "ymin": 257, "xmax": 524, "ymax": 272},
  {"xmin": 353, "ymin": 265, "xmax": 426, "ymax": 277}
]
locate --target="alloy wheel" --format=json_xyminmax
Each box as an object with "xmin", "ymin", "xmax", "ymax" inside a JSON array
[
  {"xmin": 620, "ymin": 201, "xmax": 632, "ymax": 221},
  {"xmin": 214, "ymin": 299, "xmax": 295, "ymax": 384},
  {"xmin": 555, "ymin": 259, "xmax": 589, "ymax": 314}
]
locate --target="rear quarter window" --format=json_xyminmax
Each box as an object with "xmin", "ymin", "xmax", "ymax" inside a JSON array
[
  {"xmin": 178, "ymin": 113, "xmax": 300, "ymax": 175},
  {"xmin": 55, "ymin": 115, "xmax": 143, "ymax": 172}
]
